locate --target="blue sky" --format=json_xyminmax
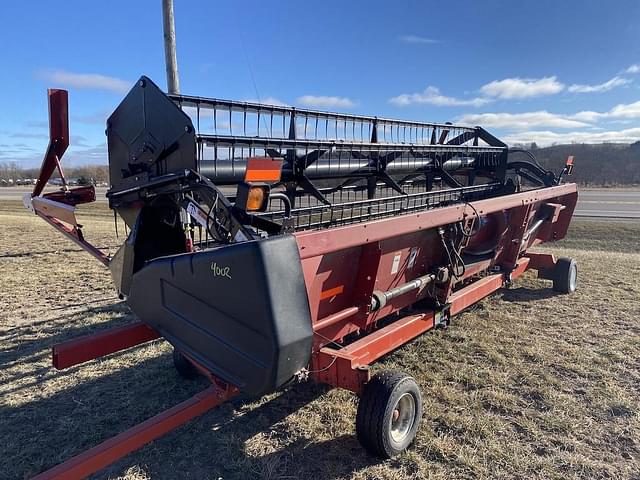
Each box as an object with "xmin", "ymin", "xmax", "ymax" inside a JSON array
[{"xmin": 1, "ymin": 0, "xmax": 639, "ymax": 166}]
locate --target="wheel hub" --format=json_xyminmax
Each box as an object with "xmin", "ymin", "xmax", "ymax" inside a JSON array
[
  {"xmin": 569, "ymin": 264, "xmax": 577, "ymax": 291},
  {"xmin": 390, "ymin": 392, "xmax": 416, "ymax": 443}
]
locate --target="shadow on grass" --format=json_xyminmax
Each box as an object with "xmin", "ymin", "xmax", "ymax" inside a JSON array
[
  {"xmin": 2, "ymin": 283, "xmax": 576, "ymax": 479},
  {"xmin": 0, "ymin": 310, "xmax": 381, "ymax": 480},
  {"xmin": 2, "ymin": 359, "xmax": 377, "ymax": 480},
  {"xmin": 0, "ymin": 302, "xmax": 135, "ymax": 399},
  {"xmin": 0, "ymin": 302, "xmax": 132, "ymax": 355},
  {"xmin": 237, "ymin": 434, "xmax": 378, "ymax": 480},
  {"xmin": 500, "ymin": 286, "xmax": 559, "ymax": 303},
  {"xmin": 0, "ymin": 352, "xmax": 199, "ymax": 480},
  {"xmin": 0, "ymin": 246, "xmax": 113, "ymax": 259}
]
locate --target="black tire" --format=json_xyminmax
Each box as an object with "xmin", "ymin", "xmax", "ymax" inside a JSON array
[
  {"xmin": 173, "ymin": 348, "xmax": 200, "ymax": 380},
  {"xmin": 356, "ymin": 370, "xmax": 423, "ymax": 458},
  {"xmin": 552, "ymin": 257, "xmax": 577, "ymax": 294}
]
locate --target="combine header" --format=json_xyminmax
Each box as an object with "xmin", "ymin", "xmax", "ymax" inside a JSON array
[{"xmin": 27, "ymin": 76, "xmax": 578, "ymax": 478}]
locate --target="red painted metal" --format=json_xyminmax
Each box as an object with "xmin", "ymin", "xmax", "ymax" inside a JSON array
[
  {"xmin": 32, "ymin": 383, "xmax": 238, "ymax": 480},
  {"xmin": 525, "ymin": 252, "xmax": 557, "ymax": 271},
  {"xmin": 501, "ymin": 203, "xmax": 534, "ymax": 270},
  {"xmin": 314, "ymin": 306, "xmax": 361, "ymax": 331},
  {"xmin": 311, "ymin": 352, "xmax": 371, "ymax": 394},
  {"xmin": 523, "ymin": 252, "xmax": 560, "ymax": 281},
  {"xmin": 313, "ymin": 257, "xmax": 532, "ymax": 393},
  {"xmin": 35, "ymin": 212, "xmax": 110, "ymax": 267},
  {"xmin": 332, "ymin": 312, "xmax": 435, "ymax": 368},
  {"xmin": 312, "ymin": 313, "xmax": 435, "ymax": 394},
  {"xmin": 33, "ymin": 89, "xmax": 69, "ymax": 197},
  {"xmin": 449, "ymin": 257, "xmax": 530, "ymax": 315},
  {"xmin": 27, "ymin": 87, "xmax": 110, "ymax": 268},
  {"xmin": 32, "ymin": 197, "xmax": 78, "ymax": 227},
  {"xmin": 42, "ymin": 185, "xmax": 97, "ymax": 206},
  {"xmin": 297, "ymin": 184, "xmax": 578, "ymax": 357},
  {"xmin": 465, "ymin": 211, "xmax": 507, "ymax": 255},
  {"xmin": 52, "ymin": 322, "xmax": 160, "ymax": 370},
  {"xmin": 294, "ymin": 184, "xmax": 577, "ymax": 259}
]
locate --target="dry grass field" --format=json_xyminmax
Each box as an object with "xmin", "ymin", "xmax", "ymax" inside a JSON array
[{"xmin": 0, "ymin": 199, "xmax": 639, "ymax": 480}]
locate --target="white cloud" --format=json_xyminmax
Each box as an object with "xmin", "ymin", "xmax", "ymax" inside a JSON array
[
  {"xmin": 390, "ymin": 71, "xmax": 633, "ymax": 110},
  {"xmin": 389, "ymin": 86, "xmax": 490, "ymax": 107},
  {"xmin": 625, "ymin": 64, "xmax": 640, "ymax": 74},
  {"xmin": 476, "ymin": 97, "xmax": 640, "ymax": 147},
  {"xmin": 479, "ymin": 76, "xmax": 565, "ymax": 99},
  {"xmin": 399, "ymin": 35, "xmax": 440, "ymax": 44},
  {"xmin": 459, "ymin": 100, "xmax": 640, "ymax": 132},
  {"xmin": 457, "ymin": 111, "xmax": 589, "ymax": 130},
  {"xmin": 569, "ymin": 110, "xmax": 602, "ymax": 123},
  {"xmin": 297, "ymin": 95, "xmax": 356, "ymax": 109},
  {"xmin": 40, "ymin": 70, "xmax": 130, "ymax": 94},
  {"xmin": 566, "ymin": 100, "xmax": 640, "ymax": 122},
  {"xmin": 568, "ymin": 76, "xmax": 630, "ymax": 93},
  {"xmin": 607, "ymin": 100, "xmax": 640, "ymax": 118},
  {"xmin": 503, "ymin": 127, "xmax": 640, "ymax": 147}
]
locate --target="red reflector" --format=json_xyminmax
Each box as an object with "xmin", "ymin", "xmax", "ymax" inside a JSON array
[
  {"xmin": 566, "ymin": 156, "xmax": 574, "ymax": 165},
  {"xmin": 244, "ymin": 157, "xmax": 283, "ymax": 182}
]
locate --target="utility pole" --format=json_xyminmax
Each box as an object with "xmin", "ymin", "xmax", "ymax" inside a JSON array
[{"xmin": 162, "ymin": 0, "xmax": 180, "ymax": 94}]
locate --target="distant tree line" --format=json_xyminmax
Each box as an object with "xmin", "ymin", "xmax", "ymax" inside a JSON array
[
  {"xmin": 0, "ymin": 162, "xmax": 110, "ymax": 185},
  {"xmin": 510, "ymin": 142, "xmax": 640, "ymax": 186}
]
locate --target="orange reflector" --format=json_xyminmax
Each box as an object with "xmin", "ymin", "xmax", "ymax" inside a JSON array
[
  {"xmin": 565, "ymin": 156, "xmax": 574, "ymax": 175},
  {"xmin": 320, "ymin": 285, "xmax": 344, "ymax": 300},
  {"xmin": 245, "ymin": 157, "xmax": 283, "ymax": 182},
  {"xmin": 246, "ymin": 186, "xmax": 268, "ymax": 211}
]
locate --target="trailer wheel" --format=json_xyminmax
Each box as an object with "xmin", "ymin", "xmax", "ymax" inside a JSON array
[
  {"xmin": 552, "ymin": 257, "xmax": 577, "ymax": 294},
  {"xmin": 172, "ymin": 349, "xmax": 200, "ymax": 380},
  {"xmin": 356, "ymin": 371, "xmax": 422, "ymax": 458}
]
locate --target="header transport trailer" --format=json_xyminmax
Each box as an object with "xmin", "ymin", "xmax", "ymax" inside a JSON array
[{"xmin": 26, "ymin": 76, "xmax": 577, "ymax": 478}]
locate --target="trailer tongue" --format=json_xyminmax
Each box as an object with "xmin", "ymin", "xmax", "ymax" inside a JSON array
[{"xmin": 27, "ymin": 76, "xmax": 577, "ymax": 478}]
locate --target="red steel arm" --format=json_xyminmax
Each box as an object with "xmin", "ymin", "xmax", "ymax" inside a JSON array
[
  {"xmin": 33, "ymin": 89, "xmax": 69, "ymax": 197},
  {"xmin": 27, "ymin": 87, "xmax": 110, "ymax": 266},
  {"xmin": 52, "ymin": 322, "xmax": 160, "ymax": 369},
  {"xmin": 31, "ymin": 383, "xmax": 238, "ymax": 480}
]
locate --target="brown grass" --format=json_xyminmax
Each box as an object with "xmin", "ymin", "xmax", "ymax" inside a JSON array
[{"xmin": 0, "ymin": 201, "xmax": 638, "ymax": 480}]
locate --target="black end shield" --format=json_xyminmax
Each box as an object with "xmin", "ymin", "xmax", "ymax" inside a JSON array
[{"xmin": 127, "ymin": 235, "xmax": 313, "ymax": 395}]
